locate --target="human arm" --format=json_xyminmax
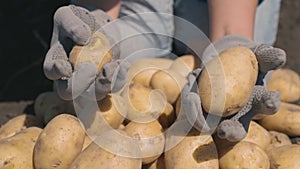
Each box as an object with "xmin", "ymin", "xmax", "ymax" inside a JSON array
[{"xmin": 208, "ymin": 0, "xmax": 258, "ymax": 41}]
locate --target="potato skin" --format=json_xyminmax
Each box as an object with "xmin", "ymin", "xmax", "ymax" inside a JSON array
[
  {"xmin": 164, "ymin": 132, "xmax": 218, "ymax": 169},
  {"xmin": 267, "ymin": 69, "xmax": 300, "ymax": 102},
  {"xmin": 199, "ymin": 46, "xmax": 258, "ymax": 117},
  {"xmin": 124, "ymin": 120, "xmax": 165, "ymax": 164},
  {"xmin": 70, "ymin": 131, "xmax": 142, "ymax": 169},
  {"xmin": 258, "ymin": 102, "xmax": 300, "ymax": 136},
  {"xmin": 33, "ymin": 114, "xmax": 85, "ymax": 169},
  {"xmin": 0, "ymin": 127, "xmax": 42, "ymax": 169},
  {"xmin": 267, "ymin": 131, "xmax": 292, "ymax": 150},
  {"xmin": 0, "ymin": 114, "xmax": 43, "ymax": 140},
  {"xmin": 242, "ymin": 121, "xmax": 271, "ymax": 150},
  {"xmin": 267, "ymin": 144, "xmax": 300, "ymax": 169},
  {"xmin": 218, "ymin": 141, "xmax": 269, "ymax": 169}
]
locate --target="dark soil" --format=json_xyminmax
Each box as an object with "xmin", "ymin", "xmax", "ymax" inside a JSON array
[{"xmin": 0, "ymin": 1, "xmax": 300, "ymax": 125}]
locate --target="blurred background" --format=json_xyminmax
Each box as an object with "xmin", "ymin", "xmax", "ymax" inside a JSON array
[{"xmin": 0, "ymin": 0, "xmax": 299, "ymax": 102}]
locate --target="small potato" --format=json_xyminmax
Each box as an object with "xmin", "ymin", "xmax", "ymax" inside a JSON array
[
  {"xmin": 217, "ymin": 140, "xmax": 269, "ymax": 169},
  {"xmin": 267, "ymin": 131, "xmax": 292, "ymax": 150},
  {"xmin": 267, "ymin": 144, "xmax": 300, "ymax": 169},
  {"xmin": 69, "ymin": 31, "xmax": 112, "ymax": 73},
  {"xmin": 242, "ymin": 121, "xmax": 271, "ymax": 150},
  {"xmin": 199, "ymin": 46, "xmax": 258, "ymax": 117},
  {"xmin": 0, "ymin": 127, "xmax": 42, "ymax": 169},
  {"xmin": 267, "ymin": 68, "xmax": 300, "ymax": 102},
  {"xmin": 150, "ymin": 56, "xmax": 197, "ymax": 104},
  {"xmin": 33, "ymin": 114, "xmax": 85, "ymax": 169},
  {"xmin": 258, "ymin": 102, "xmax": 300, "ymax": 136},
  {"xmin": 97, "ymin": 94, "xmax": 126, "ymax": 129},
  {"xmin": 0, "ymin": 114, "xmax": 43, "ymax": 140},
  {"xmin": 124, "ymin": 120, "xmax": 165, "ymax": 164},
  {"xmin": 164, "ymin": 131, "xmax": 218, "ymax": 169},
  {"xmin": 122, "ymin": 83, "xmax": 167, "ymax": 122},
  {"xmin": 70, "ymin": 130, "xmax": 142, "ymax": 169}
]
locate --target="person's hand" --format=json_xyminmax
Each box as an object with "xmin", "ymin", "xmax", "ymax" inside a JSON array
[{"xmin": 43, "ymin": 5, "xmax": 127, "ymax": 100}]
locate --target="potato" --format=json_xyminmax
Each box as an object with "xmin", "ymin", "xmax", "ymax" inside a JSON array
[
  {"xmin": 70, "ymin": 130, "xmax": 142, "ymax": 169},
  {"xmin": 267, "ymin": 69, "xmax": 300, "ymax": 102},
  {"xmin": 97, "ymin": 94, "xmax": 126, "ymax": 129},
  {"xmin": 69, "ymin": 31, "xmax": 112, "ymax": 73},
  {"xmin": 217, "ymin": 140, "xmax": 269, "ymax": 169},
  {"xmin": 164, "ymin": 131, "xmax": 218, "ymax": 169},
  {"xmin": 241, "ymin": 121, "xmax": 271, "ymax": 150},
  {"xmin": 267, "ymin": 131, "xmax": 292, "ymax": 150},
  {"xmin": 124, "ymin": 120, "xmax": 165, "ymax": 164},
  {"xmin": 199, "ymin": 46, "xmax": 258, "ymax": 117},
  {"xmin": 150, "ymin": 56, "xmax": 198, "ymax": 104},
  {"xmin": 142, "ymin": 155, "xmax": 165, "ymax": 169},
  {"xmin": 128, "ymin": 58, "xmax": 173, "ymax": 84},
  {"xmin": 267, "ymin": 144, "xmax": 300, "ymax": 169},
  {"xmin": 33, "ymin": 114, "xmax": 85, "ymax": 169},
  {"xmin": 34, "ymin": 92, "xmax": 75, "ymax": 124},
  {"xmin": 0, "ymin": 114, "xmax": 43, "ymax": 140},
  {"xmin": 258, "ymin": 102, "xmax": 300, "ymax": 136},
  {"xmin": 0, "ymin": 127, "xmax": 42, "ymax": 169},
  {"xmin": 122, "ymin": 83, "xmax": 166, "ymax": 122}
]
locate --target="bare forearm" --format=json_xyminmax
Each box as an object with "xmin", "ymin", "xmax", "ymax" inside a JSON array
[
  {"xmin": 75, "ymin": 0, "xmax": 121, "ymax": 19},
  {"xmin": 208, "ymin": 0, "xmax": 258, "ymax": 42}
]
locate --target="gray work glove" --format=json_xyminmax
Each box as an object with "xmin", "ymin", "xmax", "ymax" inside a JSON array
[
  {"xmin": 182, "ymin": 35, "xmax": 286, "ymax": 141},
  {"xmin": 43, "ymin": 5, "xmax": 127, "ymax": 100}
]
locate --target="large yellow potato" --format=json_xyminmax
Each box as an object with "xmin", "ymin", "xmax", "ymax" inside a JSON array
[
  {"xmin": 241, "ymin": 121, "xmax": 271, "ymax": 150},
  {"xmin": 0, "ymin": 114, "xmax": 43, "ymax": 140},
  {"xmin": 122, "ymin": 83, "xmax": 166, "ymax": 122},
  {"xmin": 33, "ymin": 114, "xmax": 85, "ymax": 169},
  {"xmin": 150, "ymin": 56, "xmax": 198, "ymax": 104},
  {"xmin": 267, "ymin": 131, "xmax": 292, "ymax": 150},
  {"xmin": 198, "ymin": 46, "xmax": 258, "ymax": 117},
  {"xmin": 164, "ymin": 131, "xmax": 218, "ymax": 169},
  {"xmin": 267, "ymin": 144, "xmax": 300, "ymax": 169},
  {"xmin": 0, "ymin": 127, "xmax": 42, "ymax": 169},
  {"xmin": 70, "ymin": 130, "xmax": 142, "ymax": 169},
  {"xmin": 267, "ymin": 69, "xmax": 300, "ymax": 102},
  {"xmin": 124, "ymin": 120, "xmax": 165, "ymax": 164},
  {"xmin": 217, "ymin": 141, "xmax": 269, "ymax": 169},
  {"xmin": 69, "ymin": 31, "xmax": 112, "ymax": 73},
  {"xmin": 258, "ymin": 102, "xmax": 300, "ymax": 136}
]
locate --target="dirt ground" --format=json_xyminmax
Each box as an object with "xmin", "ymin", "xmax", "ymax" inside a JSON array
[{"xmin": 0, "ymin": 1, "xmax": 300, "ymax": 125}]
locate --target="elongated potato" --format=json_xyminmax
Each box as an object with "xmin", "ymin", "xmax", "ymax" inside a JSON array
[
  {"xmin": 217, "ymin": 141, "xmax": 269, "ymax": 169},
  {"xmin": 242, "ymin": 121, "xmax": 271, "ymax": 150},
  {"xmin": 0, "ymin": 114, "xmax": 43, "ymax": 140},
  {"xmin": 258, "ymin": 102, "xmax": 300, "ymax": 136},
  {"xmin": 267, "ymin": 144, "xmax": 300, "ymax": 169},
  {"xmin": 199, "ymin": 46, "xmax": 258, "ymax": 117},
  {"xmin": 0, "ymin": 127, "xmax": 42, "ymax": 169},
  {"xmin": 124, "ymin": 120, "xmax": 165, "ymax": 164},
  {"xmin": 70, "ymin": 130, "xmax": 142, "ymax": 169},
  {"xmin": 267, "ymin": 131, "xmax": 292, "ymax": 150},
  {"xmin": 164, "ymin": 131, "xmax": 218, "ymax": 169},
  {"xmin": 34, "ymin": 114, "xmax": 85, "ymax": 169},
  {"xmin": 267, "ymin": 68, "xmax": 300, "ymax": 102}
]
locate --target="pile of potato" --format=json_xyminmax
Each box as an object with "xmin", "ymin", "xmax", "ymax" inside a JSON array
[{"xmin": 1, "ymin": 47, "xmax": 300, "ymax": 169}]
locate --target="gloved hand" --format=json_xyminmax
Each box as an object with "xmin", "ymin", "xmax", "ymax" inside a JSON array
[
  {"xmin": 181, "ymin": 35, "xmax": 286, "ymax": 141},
  {"xmin": 43, "ymin": 5, "xmax": 128, "ymax": 100}
]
